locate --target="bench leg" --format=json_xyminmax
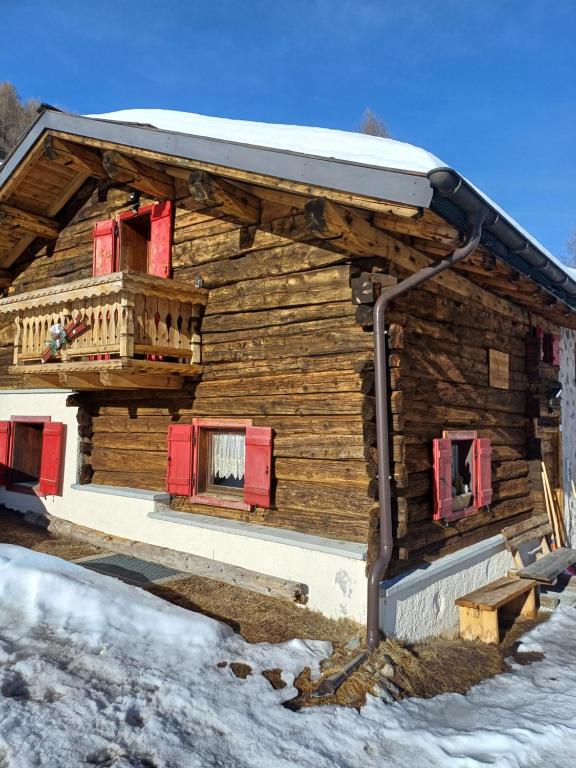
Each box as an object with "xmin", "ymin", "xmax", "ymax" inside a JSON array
[
  {"xmin": 502, "ymin": 587, "xmax": 539, "ymax": 621},
  {"xmin": 520, "ymin": 586, "xmax": 538, "ymax": 619},
  {"xmin": 459, "ymin": 606, "xmax": 500, "ymax": 644}
]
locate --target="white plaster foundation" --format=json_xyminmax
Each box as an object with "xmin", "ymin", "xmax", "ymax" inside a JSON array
[
  {"xmin": 0, "ymin": 389, "xmax": 518, "ymax": 640},
  {"xmin": 380, "ymin": 536, "xmax": 514, "ymax": 641},
  {"xmin": 560, "ymin": 327, "xmax": 576, "ymax": 544}
]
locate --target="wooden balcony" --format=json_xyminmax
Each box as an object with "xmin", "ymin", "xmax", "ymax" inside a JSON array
[{"xmin": 0, "ymin": 271, "xmax": 208, "ymax": 389}]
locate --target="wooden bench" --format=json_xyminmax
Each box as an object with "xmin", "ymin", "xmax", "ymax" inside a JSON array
[
  {"xmin": 502, "ymin": 514, "xmax": 576, "ymax": 586},
  {"xmin": 455, "ymin": 576, "xmax": 538, "ymax": 644}
]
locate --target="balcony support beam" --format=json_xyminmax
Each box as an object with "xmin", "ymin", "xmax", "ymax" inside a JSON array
[{"xmin": 100, "ymin": 372, "xmax": 182, "ymax": 389}]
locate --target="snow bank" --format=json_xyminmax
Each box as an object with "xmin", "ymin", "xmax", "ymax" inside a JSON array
[
  {"xmin": 86, "ymin": 108, "xmax": 444, "ymax": 175},
  {"xmin": 0, "ymin": 544, "xmax": 575, "ymax": 767},
  {"xmin": 0, "ymin": 544, "xmax": 229, "ymax": 655}
]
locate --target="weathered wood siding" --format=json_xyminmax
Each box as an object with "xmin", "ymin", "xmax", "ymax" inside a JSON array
[
  {"xmin": 0, "ymin": 184, "xmax": 563, "ymax": 566},
  {"xmin": 388, "ymin": 287, "xmax": 532, "ymax": 565},
  {"xmin": 4, "ymin": 188, "xmax": 375, "ymax": 542}
]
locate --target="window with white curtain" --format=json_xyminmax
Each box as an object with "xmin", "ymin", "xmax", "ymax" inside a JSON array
[{"xmin": 200, "ymin": 429, "xmax": 246, "ymax": 497}]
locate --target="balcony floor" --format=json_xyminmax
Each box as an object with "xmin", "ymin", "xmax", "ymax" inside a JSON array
[{"xmin": 9, "ymin": 358, "xmax": 203, "ymax": 390}]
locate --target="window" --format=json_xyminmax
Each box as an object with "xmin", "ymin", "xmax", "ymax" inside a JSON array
[
  {"xmin": 166, "ymin": 419, "xmax": 273, "ymax": 510},
  {"xmin": 197, "ymin": 429, "xmax": 245, "ymax": 501},
  {"xmin": 535, "ymin": 327, "xmax": 560, "ymax": 366},
  {"xmin": 0, "ymin": 419, "xmax": 65, "ymax": 496},
  {"xmin": 92, "ymin": 200, "xmax": 173, "ymax": 278},
  {"xmin": 433, "ymin": 431, "xmax": 492, "ymax": 522}
]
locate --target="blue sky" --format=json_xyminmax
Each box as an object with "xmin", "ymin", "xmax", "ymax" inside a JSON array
[{"xmin": 1, "ymin": 0, "xmax": 575, "ymax": 259}]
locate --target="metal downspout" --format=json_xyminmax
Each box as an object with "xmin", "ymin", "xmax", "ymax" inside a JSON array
[{"xmin": 366, "ymin": 208, "xmax": 490, "ymax": 651}]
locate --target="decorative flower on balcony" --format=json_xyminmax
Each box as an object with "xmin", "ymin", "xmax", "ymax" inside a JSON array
[{"xmin": 41, "ymin": 316, "xmax": 89, "ymax": 363}]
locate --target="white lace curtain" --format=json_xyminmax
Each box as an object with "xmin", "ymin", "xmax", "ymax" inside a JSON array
[{"xmin": 210, "ymin": 432, "xmax": 245, "ymax": 480}]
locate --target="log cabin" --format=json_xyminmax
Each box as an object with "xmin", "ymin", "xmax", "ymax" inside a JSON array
[{"xmin": 0, "ymin": 106, "xmax": 574, "ymax": 642}]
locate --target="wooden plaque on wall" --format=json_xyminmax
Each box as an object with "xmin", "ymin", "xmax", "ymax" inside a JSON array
[{"xmin": 489, "ymin": 349, "xmax": 510, "ymax": 389}]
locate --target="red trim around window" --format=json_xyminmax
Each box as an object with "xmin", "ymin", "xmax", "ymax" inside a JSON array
[
  {"xmin": 9, "ymin": 416, "xmax": 51, "ymax": 423},
  {"xmin": 191, "ymin": 418, "xmax": 252, "ymax": 511},
  {"xmin": 433, "ymin": 431, "xmax": 491, "ymax": 523}
]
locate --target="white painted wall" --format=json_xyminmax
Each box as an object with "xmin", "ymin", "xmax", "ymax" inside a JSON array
[
  {"xmin": 0, "ymin": 390, "xmax": 79, "ymax": 518},
  {"xmin": 0, "ymin": 389, "xmax": 516, "ymax": 639},
  {"xmin": 380, "ymin": 536, "xmax": 514, "ymax": 641},
  {"xmin": 560, "ymin": 327, "xmax": 576, "ymax": 543}
]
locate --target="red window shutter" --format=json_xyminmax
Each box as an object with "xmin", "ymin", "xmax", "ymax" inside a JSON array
[
  {"xmin": 475, "ymin": 438, "xmax": 493, "ymax": 508},
  {"xmin": 244, "ymin": 426, "xmax": 273, "ymax": 508},
  {"xmin": 535, "ymin": 326, "xmax": 545, "ymax": 362},
  {"xmin": 149, "ymin": 201, "xmax": 173, "ymax": 278},
  {"xmin": 38, "ymin": 422, "xmax": 65, "ymax": 496},
  {"xmin": 0, "ymin": 421, "xmax": 12, "ymax": 486},
  {"xmin": 433, "ymin": 438, "xmax": 453, "ymax": 521},
  {"xmin": 551, "ymin": 335, "xmax": 560, "ymax": 366},
  {"xmin": 92, "ymin": 219, "xmax": 117, "ymax": 276},
  {"xmin": 166, "ymin": 423, "xmax": 194, "ymax": 496}
]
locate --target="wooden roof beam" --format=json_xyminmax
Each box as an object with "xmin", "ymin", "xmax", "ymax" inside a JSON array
[
  {"xmin": 44, "ymin": 135, "xmax": 107, "ymax": 179},
  {"xmin": 171, "ymin": 169, "xmax": 261, "ymax": 225},
  {"xmin": 0, "ymin": 203, "xmax": 60, "ymax": 239},
  {"xmin": 304, "ymin": 197, "xmax": 364, "ymax": 243},
  {"xmin": 373, "ymin": 210, "xmax": 463, "ymax": 247},
  {"xmin": 101, "ymin": 150, "xmax": 174, "ymax": 200}
]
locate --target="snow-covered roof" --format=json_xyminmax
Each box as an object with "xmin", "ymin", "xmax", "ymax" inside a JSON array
[
  {"xmin": 84, "ymin": 109, "xmax": 575, "ymax": 307},
  {"xmin": 1, "ymin": 106, "xmax": 574, "ymax": 310},
  {"xmin": 87, "ymin": 109, "xmax": 444, "ymax": 176}
]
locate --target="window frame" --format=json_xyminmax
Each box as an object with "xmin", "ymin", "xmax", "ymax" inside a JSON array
[
  {"xmin": 117, "ymin": 205, "xmax": 154, "ymax": 273},
  {"xmin": 193, "ymin": 419, "xmax": 250, "ymax": 509},
  {"xmin": 1, "ymin": 416, "xmax": 65, "ymax": 497},
  {"xmin": 92, "ymin": 200, "xmax": 174, "ymax": 279},
  {"xmin": 433, "ymin": 430, "xmax": 492, "ymax": 523},
  {"xmin": 166, "ymin": 419, "xmax": 273, "ymax": 511}
]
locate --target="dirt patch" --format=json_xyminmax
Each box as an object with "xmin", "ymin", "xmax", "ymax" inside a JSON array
[
  {"xmin": 0, "ymin": 506, "xmax": 549, "ymax": 707},
  {"xmin": 147, "ymin": 576, "xmax": 361, "ymax": 646},
  {"xmin": 229, "ymin": 662, "xmax": 252, "ymax": 679},
  {"xmin": 0, "ymin": 507, "xmax": 101, "ymax": 560},
  {"xmin": 262, "ymin": 669, "xmax": 287, "ymax": 690}
]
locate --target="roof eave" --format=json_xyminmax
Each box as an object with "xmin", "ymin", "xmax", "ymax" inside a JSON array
[
  {"xmin": 429, "ymin": 167, "xmax": 576, "ymax": 311},
  {"xmin": 0, "ymin": 110, "xmax": 433, "ymax": 209}
]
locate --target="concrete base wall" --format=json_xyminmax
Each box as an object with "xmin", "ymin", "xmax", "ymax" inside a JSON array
[{"xmin": 380, "ymin": 536, "xmax": 514, "ymax": 641}]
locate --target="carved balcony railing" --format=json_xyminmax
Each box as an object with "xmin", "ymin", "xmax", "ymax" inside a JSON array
[{"xmin": 0, "ymin": 271, "xmax": 208, "ymax": 389}]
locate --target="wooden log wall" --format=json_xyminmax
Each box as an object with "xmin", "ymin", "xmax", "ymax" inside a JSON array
[
  {"xmin": 357, "ymin": 227, "xmax": 562, "ymax": 574},
  {"xmin": 7, "ymin": 188, "xmax": 376, "ymax": 543},
  {"xmin": 0, "ymin": 182, "xmax": 564, "ymax": 569}
]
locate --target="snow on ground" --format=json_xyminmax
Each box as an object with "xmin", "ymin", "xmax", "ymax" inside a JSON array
[{"xmin": 0, "ymin": 544, "xmax": 575, "ymax": 768}]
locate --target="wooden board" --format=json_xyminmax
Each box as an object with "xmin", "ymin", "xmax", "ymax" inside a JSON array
[
  {"xmin": 46, "ymin": 516, "xmax": 309, "ymax": 603},
  {"xmin": 455, "ymin": 576, "xmax": 537, "ymax": 611},
  {"xmin": 516, "ymin": 548, "xmax": 576, "ymax": 584},
  {"xmin": 489, "ymin": 348, "xmax": 510, "ymax": 389}
]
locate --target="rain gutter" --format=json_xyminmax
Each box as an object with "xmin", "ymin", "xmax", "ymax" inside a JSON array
[{"xmin": 428, "ymin": 168, "xmax": 576, "ymax": 309}]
